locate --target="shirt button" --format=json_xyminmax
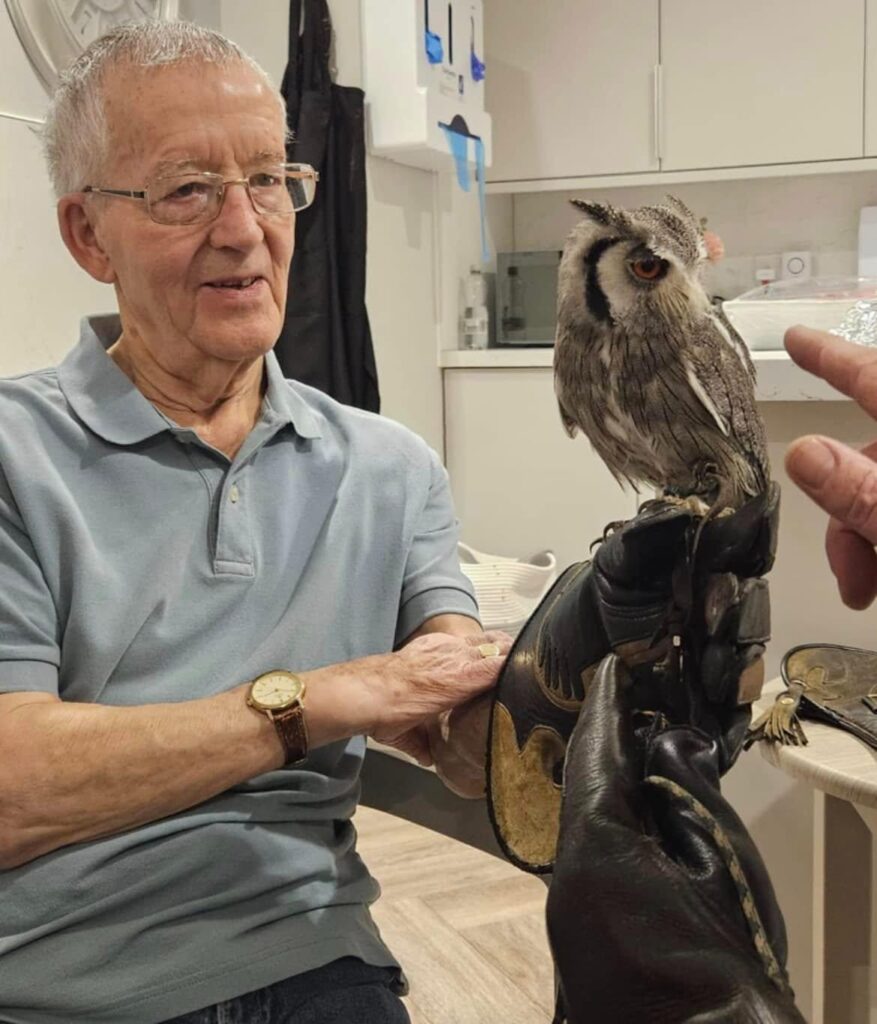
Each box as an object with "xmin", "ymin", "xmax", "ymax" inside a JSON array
[{"xmin": 229, "ymin": 484, "xmax": 240, "ymax": 504}]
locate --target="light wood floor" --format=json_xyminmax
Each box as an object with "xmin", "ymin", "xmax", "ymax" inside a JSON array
[{"xmin": 354, "ymin": 805, "xmax": 555, "ymax": 1024}]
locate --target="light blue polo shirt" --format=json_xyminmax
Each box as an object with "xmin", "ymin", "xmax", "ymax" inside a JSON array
[{"xmin": 0, "ymin": 315, "xmax": 479, "ymax": 1024}]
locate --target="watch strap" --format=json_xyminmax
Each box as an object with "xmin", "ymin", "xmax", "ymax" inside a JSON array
[{"xmin": 271, "ymin": 703, "xmax": 309, "ymax": 765}]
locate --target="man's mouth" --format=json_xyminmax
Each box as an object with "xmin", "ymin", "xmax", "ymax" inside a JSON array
[{"xmin": 204, "ymin": 276, "xmax": 263, "ymax": 290}]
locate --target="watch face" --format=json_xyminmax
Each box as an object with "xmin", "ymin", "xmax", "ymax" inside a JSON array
[
  {"xmin": 251, "ymin": 672, "xmax": 304, "ymax": 710},
  {"xmin": 5, "ymin": 0, "xmax": 179, "ymax": 92}
]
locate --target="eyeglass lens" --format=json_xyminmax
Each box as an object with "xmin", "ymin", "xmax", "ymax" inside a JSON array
[{"xmin": 146, "ymin": 169, "xmax": 315, "ymax": 225}]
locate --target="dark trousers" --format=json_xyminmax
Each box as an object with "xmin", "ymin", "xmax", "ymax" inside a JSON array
[{"xmin": 163, "ymin": 957, "xmax": 410, "ymax": 1024}]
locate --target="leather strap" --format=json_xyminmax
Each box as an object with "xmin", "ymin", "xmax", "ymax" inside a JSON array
[{"xmin": 271, "ymin": 704, "xmax": 309, "ymax": 764}]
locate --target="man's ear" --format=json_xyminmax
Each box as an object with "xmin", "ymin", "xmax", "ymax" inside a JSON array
[{"xmin": 57, "ymin": 196, "xmax": 117, "ymax": 284}]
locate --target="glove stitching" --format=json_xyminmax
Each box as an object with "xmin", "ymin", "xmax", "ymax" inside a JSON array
[{"xmin": 644, "ymin": 773, "xmax": 792, "ymax": 996}]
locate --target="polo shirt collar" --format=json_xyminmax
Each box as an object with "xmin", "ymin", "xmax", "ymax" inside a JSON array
[
  {"xmin": 262, "ymin": 348, "xmax": 322, "ymax": 440},
  {"xmin": 59, "ymin": 315, "xmax": 322, "ymax": 445},
  {"xmin": 58, "ymin": 315, "xmax": 168, "ymax": 445}
]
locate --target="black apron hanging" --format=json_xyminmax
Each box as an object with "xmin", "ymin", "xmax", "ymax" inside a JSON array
[{"xmin": 276, "ymin": 0, "xmax": 380, "ymax": 413}]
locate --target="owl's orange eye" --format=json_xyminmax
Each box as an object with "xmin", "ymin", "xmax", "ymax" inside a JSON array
[{"xmin": 630, "ymin": 257, "xmax": 668, "ymax": 281}]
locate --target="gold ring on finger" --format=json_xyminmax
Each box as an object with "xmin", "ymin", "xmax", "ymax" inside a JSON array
[{"xmin": 477, "ymin": 642, "xmax": 501, "ymax": 658}]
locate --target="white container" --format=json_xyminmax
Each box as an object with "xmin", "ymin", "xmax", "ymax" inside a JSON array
[
  {"xmin": 461, "ymin": 267, "xmax": 488, "ymax": 349},
  {"xmin": 723, "ymin": 277, "xmax": 877, "ymax": 351},
  {"xmin": 457, "ymin": 542, "xmax": 557, "ymax": 633}
]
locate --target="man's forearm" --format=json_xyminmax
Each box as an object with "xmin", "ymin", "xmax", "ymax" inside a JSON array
[
  {"xmin": 0, "ymin": 664, "xmax": 376, "ymax": 870},
  {"xmin": 0, "ymin": 618, "xmax": 503, "ymax": 868}
]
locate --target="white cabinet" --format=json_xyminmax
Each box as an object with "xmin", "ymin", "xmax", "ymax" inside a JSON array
[
  {"xmin": 484, "ymin": 0, "xmax": 659, "ymax": 183},
  {"xmin": 443, "ymin": 368, "xmax": 636, "ymax": 572},
  {"xmin": 866, "ymin": 0, "xmax": 877, "ymax": 154},
  {"xmin": 660, "ymin": 0, "xmax": 864, "ymax": 170},
  {"xmin": 484, "ymin": 0, "xmax": 868, "ymax": 186}
]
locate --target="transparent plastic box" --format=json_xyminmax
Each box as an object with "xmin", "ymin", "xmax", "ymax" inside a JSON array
[{"xmin": 722, "ymin": 277, "xmax": 877, "ymax": 351}]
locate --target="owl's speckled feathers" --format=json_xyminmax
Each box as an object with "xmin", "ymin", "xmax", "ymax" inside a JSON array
[{"xmin": 553, "ymin": 195, "xmax": 768, "ymax": 509}]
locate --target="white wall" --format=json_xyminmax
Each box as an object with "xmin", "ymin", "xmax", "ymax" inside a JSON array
[
  {"xmin": 505, "ymin": 170, "xmax": 877, "ymax": 300},
  {"xmin": 0, "ymin": 3, "xmax": 117, "ymax": 373}
]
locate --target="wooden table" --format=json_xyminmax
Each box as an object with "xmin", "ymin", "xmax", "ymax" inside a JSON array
[{"xmin": 754, "ymin": 684, "xmax": 877, "ymax": 1024}]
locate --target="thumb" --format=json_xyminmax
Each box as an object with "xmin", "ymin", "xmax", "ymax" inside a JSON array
[
  {"xmin": 785, "ymin": 435, "xmax": 877, "ymax": 545},
  {"xmin": 384, "ymin": 725, "xmax": 434, "ymax": 767},
  {"xmin": 561, "ymin": 655, "xmax": 644, "ymax": 837}
]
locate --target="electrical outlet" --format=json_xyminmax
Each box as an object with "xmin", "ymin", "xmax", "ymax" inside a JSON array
[{"xmin": 781, "ymin": 251, "xmax": 812, "ymax": 281}]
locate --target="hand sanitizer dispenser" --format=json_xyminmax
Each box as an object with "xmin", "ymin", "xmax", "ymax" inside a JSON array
[{"xmin": 858, "ymin": 207, "xmax": 877, "ymax": 278}]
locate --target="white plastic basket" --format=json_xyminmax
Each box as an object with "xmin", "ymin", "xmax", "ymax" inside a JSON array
[{"xmin": 458, "ymin": 542, "xmax": 557, "ymax": 633}]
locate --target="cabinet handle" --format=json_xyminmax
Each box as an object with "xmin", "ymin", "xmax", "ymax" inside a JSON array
[{"xmin": 653, "ymin": 63, "xmax": 663, "ymax": 163}]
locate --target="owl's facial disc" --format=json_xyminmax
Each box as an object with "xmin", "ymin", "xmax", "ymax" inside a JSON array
[{"xmin": 627, "ymin": 247, "xmax": 670, "ymax": 284}]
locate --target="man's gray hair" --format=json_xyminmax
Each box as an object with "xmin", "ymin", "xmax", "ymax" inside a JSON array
[{"xmin": 43, "ymin": 20, "xmax": 286, "ymax": 198}]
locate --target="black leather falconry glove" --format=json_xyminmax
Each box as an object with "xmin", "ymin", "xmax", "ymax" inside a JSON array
[
  {"xmin": 487, "ymin": 483, "xmax": 779, "ymax": 872},
  {"xmin": 547, "ymin": 655, "xmax": 805, "ymax": 1024}
]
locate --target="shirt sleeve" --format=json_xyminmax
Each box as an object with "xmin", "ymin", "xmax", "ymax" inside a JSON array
[
  {"xmin": 0, "ymin": 464, "xmax": 61, "ymax": 694},
  {"xmin": 395, "ymin": 446, "xmax": 480, "ymax": 645}
]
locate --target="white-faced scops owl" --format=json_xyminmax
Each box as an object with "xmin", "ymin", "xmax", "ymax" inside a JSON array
[{"xmin": 554, "ymin": 196, "xmax": 769, "ymax": 512}]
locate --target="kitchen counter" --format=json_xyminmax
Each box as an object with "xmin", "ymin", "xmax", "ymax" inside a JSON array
[{"xmin": 439, "ymin": 348, "xmax": 844, "ymax": 402}]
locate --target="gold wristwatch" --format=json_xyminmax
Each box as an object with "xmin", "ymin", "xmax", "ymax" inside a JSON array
[{"xmin": 246, "ymin": 670, "xmax": 308, "ymax": 765}]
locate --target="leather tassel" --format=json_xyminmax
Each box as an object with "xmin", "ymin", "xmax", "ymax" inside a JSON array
[{"xmin": 744, "ymin": 681, "xmax": 807, "ymax": 749}]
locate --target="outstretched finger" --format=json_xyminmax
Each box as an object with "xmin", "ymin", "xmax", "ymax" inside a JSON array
[
  {"xmin": 785, "ymin": 324, "xmax": 877, "ymax": 417},
  {"xmin": 785, "ymin": 435, "xmax": 877, "ymax": 545}
]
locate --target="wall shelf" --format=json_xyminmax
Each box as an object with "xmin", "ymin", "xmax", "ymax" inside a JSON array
[{"xmin": 439, "ymin": 348, "xmax": 847, "ymax": 402}]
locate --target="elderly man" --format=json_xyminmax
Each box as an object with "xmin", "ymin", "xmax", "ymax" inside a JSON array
[{"xmin": 0, "ymin": 21, "xmax": 508, "ymax": 1024}]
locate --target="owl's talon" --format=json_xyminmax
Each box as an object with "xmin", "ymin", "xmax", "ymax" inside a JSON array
[
  {"xmin": 590, "ymin": 519, "xmax": 630, "ymax": 550},
  {"xmin": 649, "ymin": 494, "xmax": 711, "ymax": 518}
]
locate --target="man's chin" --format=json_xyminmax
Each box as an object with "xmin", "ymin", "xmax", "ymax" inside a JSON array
[{"xmin": 193, "ymin": 315, "xmax": 281, "ymax": 361}]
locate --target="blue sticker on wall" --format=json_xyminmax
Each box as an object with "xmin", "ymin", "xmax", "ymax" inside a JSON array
[{"xmin": 440, "ymin": 124, "xmax": 491, "ymax": 264}]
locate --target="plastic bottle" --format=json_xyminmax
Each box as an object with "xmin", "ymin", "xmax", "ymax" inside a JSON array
[
  {"xmin": 461, "ymin": 267, "xmax": 489, "ymax": 349},
  {"xmin": 501, "ymin": 265, "xmax": 526, "ymax": 335}
]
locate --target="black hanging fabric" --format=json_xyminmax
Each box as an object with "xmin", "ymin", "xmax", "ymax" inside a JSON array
[{"xmin": 275, "ymin": 0, "xmax": 380, "ymax": 412}]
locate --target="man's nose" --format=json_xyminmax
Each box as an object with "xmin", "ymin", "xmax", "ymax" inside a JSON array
[{"xmin": 207, "ymin": 181, "xmax": 265, "ymax": 248}]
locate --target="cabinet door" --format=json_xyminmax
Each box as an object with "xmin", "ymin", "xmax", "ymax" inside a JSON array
[
  {"xmin": 443, "ymin": 368, "xmax": 636, "ymax": 573},
  {"xmin": 661, "ymin": 0, "xmax": 864, "ymax": 170},
  {"xmin": 484, "ymin": 0, "xmax": 659, "ymax": 182},
  {"xmin": 866, "ymin": 0, "xmax": 877, "ymax": 153}
]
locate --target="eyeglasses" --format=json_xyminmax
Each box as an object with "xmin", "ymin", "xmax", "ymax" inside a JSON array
[{"xmin": 82, "ymin": 162, "xmax": 319, "ymax": 226}]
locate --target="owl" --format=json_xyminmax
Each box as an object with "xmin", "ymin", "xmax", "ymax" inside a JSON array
[{"xmin": 553, "ymin": 195, "xmax": 768, "ymax": 512}]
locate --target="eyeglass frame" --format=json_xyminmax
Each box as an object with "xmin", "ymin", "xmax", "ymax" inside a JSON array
[{"xmin": 82, "ymin": 162, "xmax": 320, "ymax": 224}]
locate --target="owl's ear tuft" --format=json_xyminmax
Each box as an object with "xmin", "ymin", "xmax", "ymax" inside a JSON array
[
  {"xmin": 663, "ymin": 194, "xmax": 697, "ymax": 225},
  {"xmin": 570, "ymin": 199, "xmax": 613, "ymax": 225}
]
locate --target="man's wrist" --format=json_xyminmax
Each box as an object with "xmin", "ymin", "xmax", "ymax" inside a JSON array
[{"xmin": 294, "ymin": 657, "xmax": 388, "ymax": 749}]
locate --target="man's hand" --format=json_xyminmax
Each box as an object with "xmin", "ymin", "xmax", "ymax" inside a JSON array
[
  {"xmin": 548, "ymin": 655, "xmax": 805, "ymax": 1023},
  {"xmin": 785, "ymin": 324, "xmax": 877, "ymax": 609},
  {"xmin": 367, "ymin": 630, "xmax": 511, "ymax": 770}
]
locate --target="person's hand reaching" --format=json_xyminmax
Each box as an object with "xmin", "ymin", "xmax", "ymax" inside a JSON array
[{"xmin": 785, "ymin": 324, "xmax": 877, "ymax": 609}]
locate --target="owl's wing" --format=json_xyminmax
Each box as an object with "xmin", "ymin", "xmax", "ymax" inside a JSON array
[
  {"xmin": 682, "ymin": 310, "xmax": 769, "ymax": 484},
  {"xmin": 554, "ymin": 323, "xmax": 592, "ymax": 439},
  {"xmin": 555, "ymin": 379, "xmax": 580, "ymax": 438},
  {"xmin": 712, "ymin": 302, "xmax": 757, "ymax": 382}
]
